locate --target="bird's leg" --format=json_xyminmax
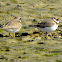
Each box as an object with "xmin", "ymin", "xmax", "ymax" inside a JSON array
[
  {"xmin": 9, "ymin": 32, "xmax": 11, "ymax": 37},
  {"xmin": 56, "ymin": 32, "xmax": 59, "ymax": 38},
  {"xmin": 13, "ymin": 33, "xmax": 15, "ymax": 38},
  {"xmin": 46, "ymin": 32, "xmax": 48, "ymax": 39}
]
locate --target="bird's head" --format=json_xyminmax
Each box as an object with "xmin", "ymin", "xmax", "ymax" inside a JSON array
[
  {"xmin": 52, "ymin": 17, "xmax": 59, "ymax": 24},
  {"xmin": 14, "ymin": 17, "xmax": 22, "ymax": 23}
]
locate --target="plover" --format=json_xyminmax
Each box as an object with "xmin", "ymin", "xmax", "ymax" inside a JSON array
[
  {"xmin": 30, "ymin": 17, "xmax": 59, "ymax": 39},
  {"xmin": 2, "ymin": 17, "xmax": 22, "ymax": 38}
]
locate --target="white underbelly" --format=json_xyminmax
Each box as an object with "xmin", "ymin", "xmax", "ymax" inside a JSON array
[
  {"xmin": 4, "ymin": 28, "xmax": 21, "ymax": 33},
  {"xmin": 37, "ymin": 24, "xmax": 58, "ymax": 33}
]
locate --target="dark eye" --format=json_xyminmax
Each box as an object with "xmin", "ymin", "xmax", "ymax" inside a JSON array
[
  {"xmin": 20, "ymin": 18, "xmax": 21, "ymax": 20},
  {"xmin": 54, "ymin": 18, "xmax": 56, "ymax": 19},
  {"xmin": 56, "ymin": 19, "xmax": 59, "ymax": 21}
]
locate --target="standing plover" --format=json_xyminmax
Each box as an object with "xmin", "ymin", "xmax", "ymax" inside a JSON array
[
  {"xmin": 2, "ymin": 17, "xmax": 22, "ymax": 38},
  {"xmin": 30, "ymin": 17, "xmax": 59, "ymax": 39}
]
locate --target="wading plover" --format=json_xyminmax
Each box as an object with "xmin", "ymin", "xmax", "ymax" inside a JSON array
[
  {"xmin": 30, "ymin": 17, "xmax": 59, "ymax": 39},
  {"xmin": 2, "ymin": 17, "xmax": 22, "ymax": 38}
]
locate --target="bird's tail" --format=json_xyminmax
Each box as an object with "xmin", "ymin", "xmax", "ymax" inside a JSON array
[{"xmin": 29, "ymin": 25, "xmax": 38, "ymax": 28}]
